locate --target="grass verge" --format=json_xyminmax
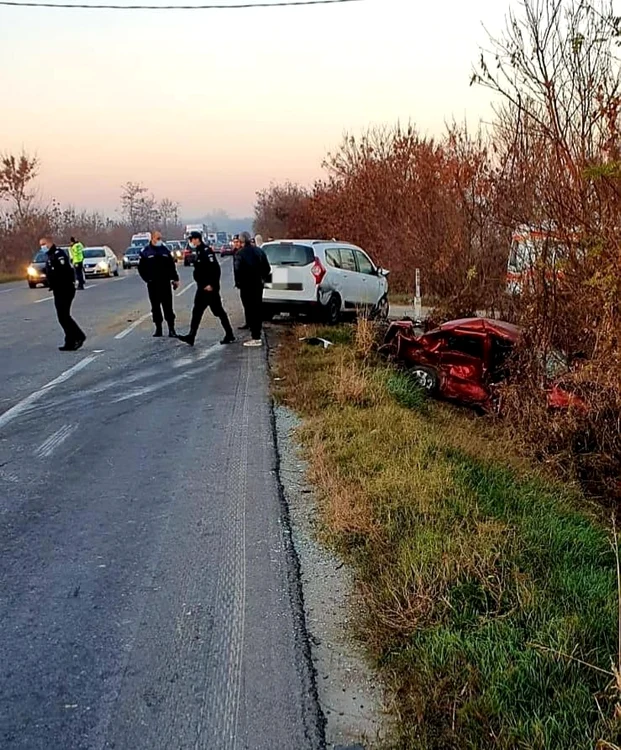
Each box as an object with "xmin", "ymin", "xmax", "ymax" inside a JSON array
[
  {"xmin": 271, "ymin": 322, "xmax": 621, "ymax": 750},
  {"xmin": 0, "ymin": 273, "xmax": 21, "ymax": 284}
]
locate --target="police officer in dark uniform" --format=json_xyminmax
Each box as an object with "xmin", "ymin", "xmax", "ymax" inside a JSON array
[
  {"xmin": 40, "ymin": 235, "xmax": 86, "ymax": 351},
  {"xmin": 178, "ymin": 232, "xmax": 235, "ymax": 346},
  {"xmin": 138, "ymin": 230, "xmax": 179, "ymax": 337}
]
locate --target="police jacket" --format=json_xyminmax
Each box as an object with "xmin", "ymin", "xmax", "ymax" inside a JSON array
[
  {"xmin": 45, "ymin": 245, "xmax": 75, "ymax": 291},
  {"xmin": 138, "ymin": 243, "xmax": 179, "ymax": 285},
  {"xmin": 233, "ymin": 242, "xmax": 271, "ymax": 289},
  {"xmin": 193, "ymin": 242, "xmax": 222, "ymax": 291}
]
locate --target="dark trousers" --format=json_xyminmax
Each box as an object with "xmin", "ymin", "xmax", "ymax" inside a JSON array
[
  {"xmin": 189, "ymin": 288, "xmax": 233, "ymax": 338},
  {"xmin": 53, "ymin": 287, "xmax": 85, "ymax": 345},
  {"xmin": 147, "ymin": 282, "xmax": 175, "ymax": 329},
  {"xmin": 75, "ymin": 262, "xmax": 85, "ymax": 289},
  {"xmin": 239, "ymin": 285, "xmax": 264, "ymax": 340}
]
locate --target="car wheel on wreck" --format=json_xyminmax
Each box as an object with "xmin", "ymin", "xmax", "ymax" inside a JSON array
[{"xmin": 410, "ymin": 365, "xmax": 439, "ymax": 395}]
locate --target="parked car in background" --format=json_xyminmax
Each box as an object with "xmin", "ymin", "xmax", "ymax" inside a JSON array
[
  {"xmin": 26, "ymin": 246, "xmax": 69, "ymax": 288},
  {"xmin": 166, "ymin": 240, "xmax": 184, "ymax": 262},
  {"xmin": 261, "ymin": 239, "xmax": 389, "ymax": 324},
  {"xmin": 83, "ymin": 246, "xmax": 119, "ymax": 278},
  {"xmin": 26, "ymin": 249, "xmax": 49, "ymax": 288},
  {"xmin": 122, "ymin": 246, "xmax": 141, "ymax": 269},
  {"xmin": 220, "ymin": 243, "xmax": 235, "ymax": 257},
  {"xmin": 183, "ymin": 244, "xmax": 196, "ymax": 266}
]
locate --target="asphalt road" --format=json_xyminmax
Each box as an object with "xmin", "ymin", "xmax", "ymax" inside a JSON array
[{"xmin": 0, "ymin": 262, "xmax": 324, "ymax": 750}]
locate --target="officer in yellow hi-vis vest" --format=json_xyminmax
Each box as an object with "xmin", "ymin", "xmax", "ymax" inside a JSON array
[{"xmin": 69, "ymin": 236, "xmax": 85, "ymax": 290}]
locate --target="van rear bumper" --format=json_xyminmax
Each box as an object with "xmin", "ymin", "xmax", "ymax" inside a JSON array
[{"xmin": 262, "ymin": 298, "xmax": 320, "ymax": 315}]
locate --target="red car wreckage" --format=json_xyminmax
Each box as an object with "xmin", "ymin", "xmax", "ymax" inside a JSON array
[{"xmin": 382, "ymin": 317, "xmax": 581, "ymax": 411}]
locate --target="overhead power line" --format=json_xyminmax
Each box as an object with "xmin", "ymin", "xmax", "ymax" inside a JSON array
[{"xmin": 0, "ymin": 0, "xmax": 363, "ymax": 8}]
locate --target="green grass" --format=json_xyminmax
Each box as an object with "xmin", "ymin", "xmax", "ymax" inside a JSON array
[
  {"xmin": 274, "ymin": 324, "xmax": 621, "ymax": 750},
  {"xmin": 384, "ymin": 370, "xmax": 429, "ymax": 412}
]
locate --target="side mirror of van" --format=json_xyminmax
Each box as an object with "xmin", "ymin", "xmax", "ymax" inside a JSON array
[{"xmin": 378, "ymin": 267, "xmax": 390, "ymax": 276}]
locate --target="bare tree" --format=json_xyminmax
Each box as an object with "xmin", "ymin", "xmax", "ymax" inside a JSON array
[
  {"xmin": 159, "ymin": 198, "xmax": 180, "ymax": 233},
  {"xmin": 473, "ymin": 0, "xmax": 621, "ymax": 181},
  {"xmin": 0, "ymin": 151, "xmax": 39, "ymax": 219}
]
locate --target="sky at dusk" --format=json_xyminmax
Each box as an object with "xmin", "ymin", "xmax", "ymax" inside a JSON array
[{"xmin": 1, "ymin": 0, "xmax": 510, "ymax": 218}]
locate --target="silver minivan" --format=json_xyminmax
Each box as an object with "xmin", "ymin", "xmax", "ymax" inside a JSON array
[{"xmin": 262, "ymin": 240, "xmax": 389, "ymax": 324}]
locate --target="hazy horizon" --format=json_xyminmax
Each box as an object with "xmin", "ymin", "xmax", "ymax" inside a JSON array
[{"xmin": 1, "ymin": 0, "xmax": 508, "ymax": 218}]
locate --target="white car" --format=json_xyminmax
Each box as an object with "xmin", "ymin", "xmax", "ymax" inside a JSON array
[
  {"xmin": 261, "ymin": 240, "xmax": 389, "ymax": 324},
  {"xmin": 83, "ymin": 246, "xmax": 119, "ymax": 278}
]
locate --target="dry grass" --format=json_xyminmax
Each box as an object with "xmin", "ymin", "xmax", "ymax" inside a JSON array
[{"xmin": 271, "ymin": 321, "xmax": 621, "ymax": 749}]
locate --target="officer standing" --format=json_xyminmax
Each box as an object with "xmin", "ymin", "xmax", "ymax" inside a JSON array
[
  {"xmin": 138, "ymin": 230, "xmax": 179, "ymax": 337},
  {"xmin": 233, "ymin": 231, "xmax": 271, "ymax": 348},
  {"xmin": 177, "ymin": 232, "xmax": 235, "ymax": 346},
  {"xmin": 69, "ymin": 236, "xmax": 85, "ymax": 290},
  {"xmin": 40, "ymin": 235, "xmax": 86, "ymax": 351}
]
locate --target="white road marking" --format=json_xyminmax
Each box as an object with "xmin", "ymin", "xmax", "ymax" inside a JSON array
[
  {"xmin": 0, "ymin": 287, "xmax": 17, "ymax": 294},
  {"xmin": 34, "ymin": 423, "xmax": 78, "ymax": 458},
  {"xmin": 0, "ymin": 355, "xmax": 98, "ymax": 431},
  {"xmin": 114, "ymin": 312, "xmax": 152, "ymax": 340},
  {"xmin": 196, "ymin": 343, "xmax": 222, "ymax": 360},
  {"xmin": 34, "ymin": 294, "xmax": 54, "ymax": 304},
  {"xmin": 175, "ymin": 282, "xmax": 194, "ymax": 297},
  {"xmin": 172, "ymin": 342, "xmax": 220, "ymax": 368}
]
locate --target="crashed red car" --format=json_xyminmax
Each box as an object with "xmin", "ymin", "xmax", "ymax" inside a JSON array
[{"xmin": 382, "ymin": 317, "xmax": 583, "ymax": 411}]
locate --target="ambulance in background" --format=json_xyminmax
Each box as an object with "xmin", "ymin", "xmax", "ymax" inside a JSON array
[
  {"xmin": 130, "ymin": 232, "xmax": 151, "ymax": 249},
  {"xmin": 506, "ymin": 224, "xmax": 580, "ymax": 295}
]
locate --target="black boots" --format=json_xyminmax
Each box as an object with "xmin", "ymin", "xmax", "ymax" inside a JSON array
[
  {"xmin": 220, "ymin": 333, "xmax": 235, "ymax": 345},
  {"xmin": 153, "ymin": 326, "xmax": 163, "ymax": 337},
  {"xmin": 178, "ymin": 333, "xmax": 195, "ymax": 346}
]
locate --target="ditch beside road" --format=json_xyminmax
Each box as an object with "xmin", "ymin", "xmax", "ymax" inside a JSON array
[{"xmin": 268, "ymin": 319, "xmax": 621, "ymax": 750}]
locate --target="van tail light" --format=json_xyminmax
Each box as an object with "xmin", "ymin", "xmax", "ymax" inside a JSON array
[{"xmin": 311, "ymin": 257, "xmax": 326, "ymax": 285}]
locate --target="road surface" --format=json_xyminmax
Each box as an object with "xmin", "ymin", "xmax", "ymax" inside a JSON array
[{"xmin": 0, "ymin": 263, "xmax": 324, "ymax": 749}]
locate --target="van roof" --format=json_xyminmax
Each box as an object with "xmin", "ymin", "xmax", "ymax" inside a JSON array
[{"xmin": 263, "ymin": 239, "xmax": 358, "ymax": 247}]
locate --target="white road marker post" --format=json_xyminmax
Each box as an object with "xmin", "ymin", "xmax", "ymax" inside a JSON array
[{"xmin": 414, "ymin": 268, "xmax": 422, "ymax": 324}]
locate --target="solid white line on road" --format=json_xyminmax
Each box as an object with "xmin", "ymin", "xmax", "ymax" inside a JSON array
[
  {"xmin": 0, "ymin": 355, "xmax": 98, "ymax": 432},
  {"xmin": 175, "ymin": 282, "xmax": 193, "ymax": 297},
  {"xmin": 34, "ymin": 294, "xmax": 54, "ymax": 304},
  {"xmin": 114, "ymin": 312, "xmax": 152, "ymax": 340},
  {"xmin": 34, "ymin": 423, "xmax": 78, "ymax": 458}
]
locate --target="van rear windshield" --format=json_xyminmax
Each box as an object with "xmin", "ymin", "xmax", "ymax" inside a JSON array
[{"xmin": 263, "ymin": 243, "xmax": 314, "ymax": 266}]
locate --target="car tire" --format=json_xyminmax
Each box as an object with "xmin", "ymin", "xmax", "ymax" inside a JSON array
[
  {"xmin": 410, "ymin": 365, "xmax": 439, "ymax": 395},
  {"xmin": 373, "ymin": 295, "xmax": 389, "ymax": 321},
  {"xmin": 325, "ymin": 294, "xmax": 341, "ymax": 326},
  {"xmin": 262, "ymin": 309, "xmax": 275, "ymax": 322},
  {"xmin": 28, "ymin": 282, "xmax": 36, "ymax": 289}
]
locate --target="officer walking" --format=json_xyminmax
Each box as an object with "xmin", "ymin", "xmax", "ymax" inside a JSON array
[
  {"xmin": 177, "ymin": 232, "xmax": 235, "ymax": 347},
  {"xmin": 138, "ymin": 230, "xmax": 179, "ymax": 337},
  {"xmin": 233, "ymin": 231, "xmax": 271, "ymax": 348},
  {"xmin": 69, "ymin": 236, "xmax": 85, "ymax": 290},
  {"xmin": 40, "ymin": 235, "xmax": 86, "ymax": 351}
]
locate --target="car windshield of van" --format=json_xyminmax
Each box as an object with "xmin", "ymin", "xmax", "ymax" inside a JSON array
[
  {"xmin": 34, "ymin": 251, "xmax": 47, "ymax": 262},
  {"xmin": 263, "ymin": 243, "xmax": 314, "ymax": 266},
  {"xmin": 83, "ymin": 248, "xmax": 105, "ymax": 258}
]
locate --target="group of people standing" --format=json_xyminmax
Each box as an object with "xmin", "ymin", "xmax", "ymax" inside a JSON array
[{"xmin": 39, "ymin": 230, "xmax": 271, "ymax": 352}]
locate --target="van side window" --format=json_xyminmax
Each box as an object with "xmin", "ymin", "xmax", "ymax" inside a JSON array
[
  {"xmin": 339, "ymin": 248, "xmax": 357, "ymax": 272},
  {"xmin": 325, "ymin": 248, "xmax": 342, "ymax": 268},
  {"xmin": 354, "ymin": 249, "xmax": 374, "ymax": 275}
]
